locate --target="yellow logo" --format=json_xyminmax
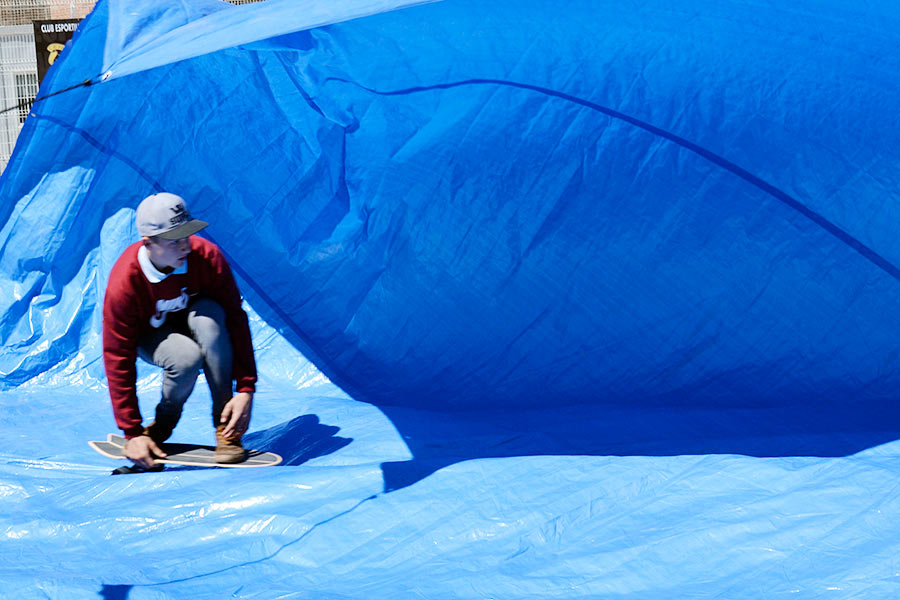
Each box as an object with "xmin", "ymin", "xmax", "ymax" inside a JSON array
[{"xmin": 47, "ymin": 42, "xmax": 65, "ymax": 65}]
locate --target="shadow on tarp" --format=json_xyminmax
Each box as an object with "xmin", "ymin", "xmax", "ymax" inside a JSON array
[
  {"xmin": 378, "ymin": 396, "xmax": 900, "ymax": 492},
  {"xmin": 245, "ymin": 414, "xmax": 353, "ymax": 466},
  {"xmin": 241, "ymin": 293, "xmax": 900, "ymax": 493},
  {"xmin": 100, "ymin": 584, "xmax": 131, "ymax": 599}
]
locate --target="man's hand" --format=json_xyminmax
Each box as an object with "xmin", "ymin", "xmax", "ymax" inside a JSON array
[
  {"xmin": 220, "ymin": 392, "xmax": 253, "ymax": 438},
  {"xmin": 123, "ymin": 435, "xmax": 167, "ymax": 469}
]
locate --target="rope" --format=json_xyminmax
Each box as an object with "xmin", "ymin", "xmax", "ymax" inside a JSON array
[{"xmin": 0, "ymin": 77, "xmax": 93, "ymax": 116}]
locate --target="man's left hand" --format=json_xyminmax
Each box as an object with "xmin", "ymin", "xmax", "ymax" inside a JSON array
[{"xmin": 220, "ymin": 391, "xmax": 253, "ymax": 438}]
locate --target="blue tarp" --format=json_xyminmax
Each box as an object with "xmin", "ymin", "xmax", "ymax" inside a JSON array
[{"xmin": 2, "ymin": 0, "xmax": 900, "ymax": 596}]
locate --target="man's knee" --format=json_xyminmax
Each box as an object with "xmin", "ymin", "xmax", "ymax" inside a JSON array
[
  {"xmin": 188, "ymin": 299, "xmax": 229, "ymax": 344},
  {"xmin": 161, "ymin": 338, "xmax": 203, "ymax": 378},
  {"xmin": 154, "ymin": 336, "xmax": 202, "ymax": 407}
]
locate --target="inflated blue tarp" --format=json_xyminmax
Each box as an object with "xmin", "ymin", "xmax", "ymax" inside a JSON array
[{"xmin": 2, "ymin": 0, "xmax": 900, "ymax": 597}]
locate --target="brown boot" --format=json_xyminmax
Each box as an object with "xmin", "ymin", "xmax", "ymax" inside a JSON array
[{"xmin": 215, "ymin": 425, "xmax": 247, "ymax": 464}]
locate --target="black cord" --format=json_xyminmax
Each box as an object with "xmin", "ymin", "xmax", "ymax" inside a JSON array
[{"xmin": 0, "ymin": 77, "xmax": 93, "ymax": 116}]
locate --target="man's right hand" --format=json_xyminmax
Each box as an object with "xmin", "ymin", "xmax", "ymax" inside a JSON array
[{"xmin": 123, "ymin": 435, "xmax": 167, "ymax": 469}]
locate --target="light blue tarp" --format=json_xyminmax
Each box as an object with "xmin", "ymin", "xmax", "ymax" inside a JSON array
[{"xmin": 2, "ymin": 0, "xmax": 900, "ymax": 596}]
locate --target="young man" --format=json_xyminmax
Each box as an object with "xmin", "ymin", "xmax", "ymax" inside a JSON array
[{"xmin": 103, "ymin": 192, "xmax": 257, "ymax": 469}]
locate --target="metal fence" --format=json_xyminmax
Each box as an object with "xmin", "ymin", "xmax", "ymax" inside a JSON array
[
  {"xmin": 0, "ymin": 0, "xmax": 265, "ymax": 173},
  {"xmin": 0, "ymin": 25, "xmax": 35, "ymax": 172}
]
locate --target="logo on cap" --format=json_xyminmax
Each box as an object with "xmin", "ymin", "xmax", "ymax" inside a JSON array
[{"xmin": 169, "ymin": 204, "xmax": 189, "ymax": 227}]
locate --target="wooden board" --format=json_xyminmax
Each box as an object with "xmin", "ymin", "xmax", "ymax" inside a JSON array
[{"xmin": 89, "ymin": 433, "xmax": 282, "ymax": 468}]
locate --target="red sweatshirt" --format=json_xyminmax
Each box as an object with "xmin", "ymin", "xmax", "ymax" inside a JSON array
[{"xmin": 103, "ymin": 237, "xmax": 257, "ymax": 438}]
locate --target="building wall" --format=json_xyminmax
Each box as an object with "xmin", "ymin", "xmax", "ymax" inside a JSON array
[{"xmin": 1, "ymin": 0, "xmax": 92, "ymax": 25}]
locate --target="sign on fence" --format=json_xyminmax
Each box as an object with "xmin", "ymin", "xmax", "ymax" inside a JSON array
[{"xmin": 32, "ymin": 19, "xmax": 80, "ymax": 84}]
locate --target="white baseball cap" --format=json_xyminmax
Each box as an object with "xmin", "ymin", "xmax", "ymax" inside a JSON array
[{"xmin": 136, "ymin": 192, "xmax": 208, "ymax": 239}]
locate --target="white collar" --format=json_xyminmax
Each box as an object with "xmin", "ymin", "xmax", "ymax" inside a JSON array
[{"xmin": 138, "ymin": 245, "xmax": 187, "ymax": 283}]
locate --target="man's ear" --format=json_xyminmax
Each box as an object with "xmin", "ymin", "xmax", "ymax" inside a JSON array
[{"xmin": 141, "ymin": 237, "xmax": 152, "ymax": 247}]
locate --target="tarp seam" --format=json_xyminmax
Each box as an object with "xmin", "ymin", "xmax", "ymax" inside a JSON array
[
  {"xmin": 138, "ymin": 494, "xmax": 379, "ymax": 588},
  {"xmin": 327, "ymin": 76, "xmax": 900, "ymax": 284},
  {"xmin": 30, "ymin": 114, "xmax": 163, "ymax": 193}
]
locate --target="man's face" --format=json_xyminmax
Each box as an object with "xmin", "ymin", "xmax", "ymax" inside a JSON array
[{"xmin": 144, "ymin": 236, "xmax": 191, "ymax": 271}]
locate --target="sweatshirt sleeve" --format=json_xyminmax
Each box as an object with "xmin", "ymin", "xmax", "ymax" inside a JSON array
[
  {"xmin": 204, "ymin": 244, "xmax": 258, "ymax": 394},
  {"xmin": 102, "ymin": 272, "xmax": 145, "ymax": 438}
]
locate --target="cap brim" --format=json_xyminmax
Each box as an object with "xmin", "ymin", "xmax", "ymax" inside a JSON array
[{"xmin": 155, "ymin": 219, "xmax": 209, "ymax": 240}]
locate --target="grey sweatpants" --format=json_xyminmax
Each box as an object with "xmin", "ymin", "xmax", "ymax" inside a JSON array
[{"xmin": 138, "ymin": 297, "xmax": 234, "ymax": 429}]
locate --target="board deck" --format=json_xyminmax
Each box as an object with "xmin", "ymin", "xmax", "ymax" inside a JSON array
[{"xmin": 89, "ymin": 434, "xmax": 282, "ymax": 468}]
